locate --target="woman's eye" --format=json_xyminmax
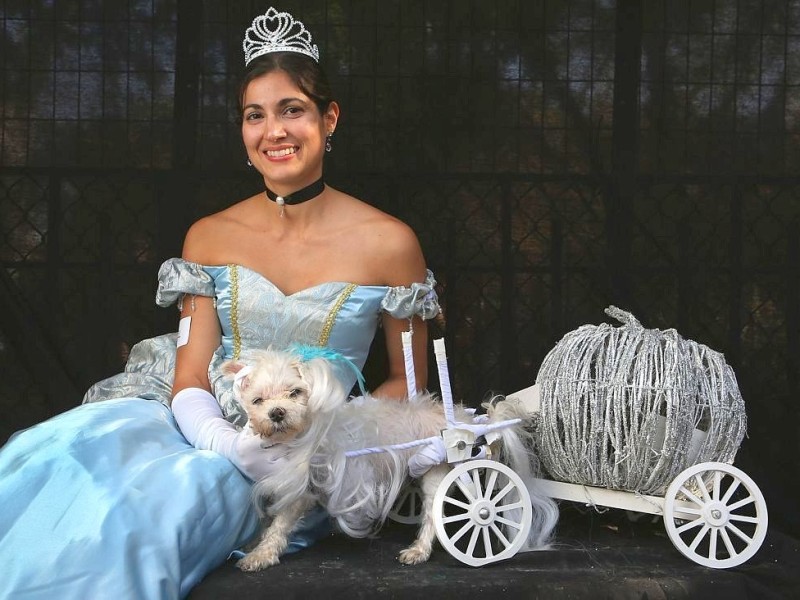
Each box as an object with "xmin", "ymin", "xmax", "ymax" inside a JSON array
[
  {"xmin": 252, "ymin": 397, "xmax": 263, "ymax": 405},
  {"xmin": 244, "ymin": 111, "xmax": 262, "ymax": 121},
  {"xmin": 283, "ymin": 106, "xmax": 303, "ymax": 117}
]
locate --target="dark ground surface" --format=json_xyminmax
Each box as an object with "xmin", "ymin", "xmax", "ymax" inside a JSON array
[{"xmin": 189, "ymin": 505, "xmax": 800, "ymax": 599}]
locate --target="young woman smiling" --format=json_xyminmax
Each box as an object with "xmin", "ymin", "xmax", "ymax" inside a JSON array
[{"xmin": 0, "ymin": 8, "xmax": 440, "ymax": 598}]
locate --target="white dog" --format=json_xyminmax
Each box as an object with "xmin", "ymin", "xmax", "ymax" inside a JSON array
[{"xmin": 222, "ymin": 348, "xmax": 558, "ymax": 571}]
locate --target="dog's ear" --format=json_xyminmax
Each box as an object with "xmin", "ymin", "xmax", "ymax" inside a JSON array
[
  {"xmin": 222, "ymin": 360, "xmax": 254, "ymax": 393},
  {"xmin": 299, "ymin": 358, "xmax": 346, "ymax": 413},
  {"xmin": 221, "ymin": 359, "xmax": 247, "ymax": 379}
]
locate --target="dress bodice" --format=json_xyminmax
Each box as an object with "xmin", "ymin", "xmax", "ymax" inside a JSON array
[
  {"xmin": 203, "ymin": 264, "xmax": 388, "ymax": 367},
  {"xmin": 84, "ymin": 258, "xmax": 440, "ymax": 426},
  {"xmin": 202, "ymin": 265, "xmax": 391, "ymax": 419}
]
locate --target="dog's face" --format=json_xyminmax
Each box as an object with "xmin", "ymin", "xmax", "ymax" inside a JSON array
[{"xmin": 222, "ymin": 351, "xmax": 313, "ymax": 443}]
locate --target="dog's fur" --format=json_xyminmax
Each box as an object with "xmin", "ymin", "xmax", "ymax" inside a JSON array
[{"xmin": 222, "ymin": 349, "xmax": 558, "ymax": 571}]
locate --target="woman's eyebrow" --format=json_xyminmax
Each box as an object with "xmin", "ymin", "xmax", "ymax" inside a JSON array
[
  {"xmin": 243, "ymin": 98, "xmax": 309, "ymax": 111},
  {"xmin": 277, "ymin": 97, "xmax": 309, "ymax": 107}
]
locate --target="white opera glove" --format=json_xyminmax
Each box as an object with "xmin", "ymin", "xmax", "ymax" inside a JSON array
[
  {"xmin": 230, "ymin": 423, "xmax": 291, "ymax": 482},
  {"xmin": 408, "ymin": 437, "xmax": 446, "ymax": 478},
  {"xmin": 171, "ymin": 387, "xmax": 289, "ymax": 482}
]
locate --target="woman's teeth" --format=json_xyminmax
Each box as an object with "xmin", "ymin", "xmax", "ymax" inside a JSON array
[{"xmin": 267, "ymin": 147, "xmax": 297, "ymax": 157}]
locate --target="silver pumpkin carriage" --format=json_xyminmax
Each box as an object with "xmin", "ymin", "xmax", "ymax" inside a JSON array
[{"xmin": 388, "ymin": 307, "xmax": 768, "ymax": 569}]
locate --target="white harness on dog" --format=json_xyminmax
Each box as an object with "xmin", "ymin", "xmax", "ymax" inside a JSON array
[{"xmin": 344, "ymin": 336, "xmax": 522, "ymax": 464}]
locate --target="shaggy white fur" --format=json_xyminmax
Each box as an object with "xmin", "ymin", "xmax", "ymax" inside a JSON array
[{"xmin": 222, "ymin": 348, "xmax": 558, "ymax": 571}]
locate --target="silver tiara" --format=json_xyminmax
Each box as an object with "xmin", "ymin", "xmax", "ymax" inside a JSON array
[{"xmin": 243, "ymin": 7, "xmax": 320, "ymax": 65}]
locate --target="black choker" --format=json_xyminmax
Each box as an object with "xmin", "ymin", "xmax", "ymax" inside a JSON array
[{"xmin": 265, "ymin": 177, "xmax": 325, "ymax": 209}]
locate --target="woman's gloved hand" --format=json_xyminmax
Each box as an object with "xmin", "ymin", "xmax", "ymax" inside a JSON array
[{"xmin": 171, "ymin": 387, "xmax": 288, "ymax": 481}]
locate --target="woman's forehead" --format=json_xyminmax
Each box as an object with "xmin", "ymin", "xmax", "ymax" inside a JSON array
[{"xmin": 243, "ymin": 70, "xmax": 309, "ymax": 104}]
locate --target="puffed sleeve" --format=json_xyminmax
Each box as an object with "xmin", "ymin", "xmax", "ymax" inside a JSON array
[
  {"xmin": 380, "ymin": 269, "xmax": 441, "ymax": 320},
  {"xmin": 155, "ymin": 258, "xmax": 215, "ymax": 307}
]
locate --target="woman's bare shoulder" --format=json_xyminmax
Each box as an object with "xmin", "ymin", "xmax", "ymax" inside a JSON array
[
  {"xmin": 334, "ymin": 191, "xmax": 411, "ymax": 233},
  {"xmin": 182, "ymin": 196, "xmax": 259, "ymax": 263},
  {"xmin": 336, "ymin": 194, "xmax": 427, "ymax": 285}
]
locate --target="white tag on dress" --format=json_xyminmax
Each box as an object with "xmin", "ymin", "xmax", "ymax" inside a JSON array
[{"xmin": 177, "ymin": 316, "xmax": 191, "ymax": 347}]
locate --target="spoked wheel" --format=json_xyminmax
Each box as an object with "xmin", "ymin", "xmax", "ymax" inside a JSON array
[
  {"xmin": 433, "ymin": 460, "xmax": 532, "ymax": 567},
  {"xmin": 663, "ymin": 461, "xmax": 768, "ymax": 569},
  {"xmin": 389, "ymin": 479, "xmax": 423, "ymax": 525}
]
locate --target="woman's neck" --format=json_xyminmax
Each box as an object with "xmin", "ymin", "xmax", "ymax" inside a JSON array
[{"xmin": 264, "ymin": 176, "xmax": 325, "ymax": 208}]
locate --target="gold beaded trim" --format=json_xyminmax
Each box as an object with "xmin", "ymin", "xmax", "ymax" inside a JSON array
[
  {"xmin": 318, "ymin": 283, "xmax": 357, "ymax": 346},
  {"xmin": 229, "ymin": 264, "xmax": 242, "ymax": 359}
]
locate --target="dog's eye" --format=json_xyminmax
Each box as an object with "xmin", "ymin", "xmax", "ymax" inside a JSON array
[
  {"xmin": 252, "ymin": 397, "xmax": 263, "ymax": 405},
  {"xmin": 289, "ymin": 388, "xmax": 302, "ymax": 398}
]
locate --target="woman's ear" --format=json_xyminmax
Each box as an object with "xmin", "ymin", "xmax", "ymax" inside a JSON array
[{"xmin": 324, "ymin": 101, "xmax": 340, "ymax": 133}]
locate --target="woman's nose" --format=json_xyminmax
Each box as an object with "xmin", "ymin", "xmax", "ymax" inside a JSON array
[{"xmin": 265, "ymin": 115, "xmax": 286, "ymax": 142}]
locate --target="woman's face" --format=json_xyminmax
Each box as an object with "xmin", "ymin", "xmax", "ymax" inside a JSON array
[{"xmin": 241, "ymin": 69, "xmax": 338, "ymax": 192}]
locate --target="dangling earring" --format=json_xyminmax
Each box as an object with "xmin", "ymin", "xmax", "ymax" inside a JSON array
[
  {"xmin": 246, "ymin": 158, "xmax": 253, "ymax": 167},
  {"xmin": 325, "ymin": 132, "xmax": 333, "ymax": 153}
]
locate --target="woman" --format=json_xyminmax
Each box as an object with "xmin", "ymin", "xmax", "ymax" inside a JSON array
[{"xmin": 0, "ymin": 8, "xmax": 439, "ymax": 599}]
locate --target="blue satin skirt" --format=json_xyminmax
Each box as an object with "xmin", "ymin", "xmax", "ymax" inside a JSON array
[{"xmin": 0, "ymin": 398, "xmax": 329, "ymax": 599}]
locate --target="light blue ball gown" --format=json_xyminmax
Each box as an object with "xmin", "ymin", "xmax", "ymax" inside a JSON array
[{"xmin": 0, "ymin": 259, "xmax": 439, "ymax": 600}]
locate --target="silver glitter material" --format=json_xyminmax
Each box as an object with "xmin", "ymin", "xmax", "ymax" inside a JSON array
[{"xmin": 534, "ymin": 306, "xmax": 747, "ymax": 496}]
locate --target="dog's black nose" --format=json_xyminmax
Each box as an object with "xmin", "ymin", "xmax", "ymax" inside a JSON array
[{"xmin": 269, "ymin": 407, "xmax": 286, "ymax": 422}]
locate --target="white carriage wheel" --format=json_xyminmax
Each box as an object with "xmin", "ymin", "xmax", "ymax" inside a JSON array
[
  {"xmin": 389, "ymin": 479, "xmax": 423, "ymax": 525},
  {"xmin": 663, "ymin": 461, "xmax": 768, "ymax": 569},
  {"xmin": 433, "ymin": 459, "xmax": 532, "ymax": 567}
]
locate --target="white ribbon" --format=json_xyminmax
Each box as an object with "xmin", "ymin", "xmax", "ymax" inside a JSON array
[{"xmin": 402, "ymin": 329, "xmax": 416, "ymax": 399}]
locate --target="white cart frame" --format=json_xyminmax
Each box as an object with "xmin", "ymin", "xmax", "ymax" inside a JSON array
[{"xmin": 389, "ymin": 385, "xmax": 768, "ymax": 570}]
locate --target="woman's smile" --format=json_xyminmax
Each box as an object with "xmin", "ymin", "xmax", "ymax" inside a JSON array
[{"xmin": 265, "ymin": 145, "xmax": 299, "ymax": 160}]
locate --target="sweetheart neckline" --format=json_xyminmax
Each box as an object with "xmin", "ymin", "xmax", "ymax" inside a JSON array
[{"xmin": 204, "ymin": 263, "xmax": 388, "ymax": 298}]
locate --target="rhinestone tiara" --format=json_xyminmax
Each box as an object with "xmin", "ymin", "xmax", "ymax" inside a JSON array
[{"xmin": 243, "ymin": 7, "xmax": 320, "ymax": 65}]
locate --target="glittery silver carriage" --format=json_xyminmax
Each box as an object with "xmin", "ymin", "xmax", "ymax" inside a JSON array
[
  {"xmin": 535, "ymin": 305, "xmax": 747, "ymax": 495},
  {"xmin": 511, "ymin": 306, "xmax": 768, "ymax": 568},
  {"xmin": 388, "ymin": 308, "xmax": 768, "ymax": 569}
]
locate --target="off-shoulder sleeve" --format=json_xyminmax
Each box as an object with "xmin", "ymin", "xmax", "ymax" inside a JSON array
[
  {"xmin": 155, "ymin": 258, "xmax": 215, "ymax": 307},
  {"xmin": 380, "ymin": 269, "xmax": 441, "ymax": 320}
]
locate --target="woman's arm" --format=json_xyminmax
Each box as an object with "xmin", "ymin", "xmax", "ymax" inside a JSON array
[
  {"xmin": 369, "ymin": 220, "xmax": 432, "ymax": 399},
  {"xmin": 171, "ymin": 295, "xmax": 221, "ymax": 396},
  {"xmin": 166, "ymin": 218, "xmax": 290, "ymax": 481},
  {"xmin": 171, "ymin": 219, "xmax": 223, "ymax": 398}
]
